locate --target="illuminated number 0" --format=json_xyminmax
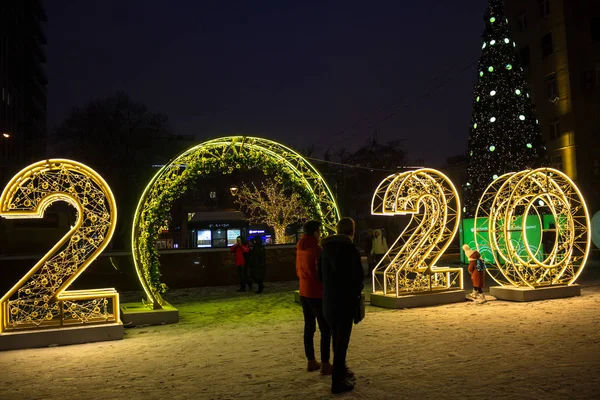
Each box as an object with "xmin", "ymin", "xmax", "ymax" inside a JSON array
[
  {"xmin": 475, "ymin": 168, "xmax": 590, "ymax": 288},
  {"xmin": 371, "ymin": 169, "xmax": 463, "ymax": 296},
  {"xmin": 0, "ymin": 159, "xmax": 119, "ymax": 332}
]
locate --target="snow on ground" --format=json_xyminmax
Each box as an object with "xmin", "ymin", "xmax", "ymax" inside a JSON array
[{"xmin": 1, "ymin": 268, "xmax": 600, "ymax": 400}]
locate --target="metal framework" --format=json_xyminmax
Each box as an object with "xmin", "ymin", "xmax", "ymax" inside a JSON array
[
  {"xmin": 475, "ymin": 168, "xmax": 590, "ymax": 288},
  {"xmin": 371, "ymin": 168, "xmax": 463, "ymax": 297},
  {"xmin": 0, "ymin": 160, "xmax": 119, "ymax": 332},
  {"xmin": 132, "ymin": 136, "xmax": 340, "ymax": 308}
]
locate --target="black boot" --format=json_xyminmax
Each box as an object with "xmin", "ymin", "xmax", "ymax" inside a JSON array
[
  {"xmin": 236, "ymin": 284, "xmax": 246, "ymax": 292},
  {"xmin": 331, "ymin": 378, "xmax": 354, "ymax": 394},
  {"xmin": 255, "ymin": 283, "xmax": 264, "ymax": 294}
]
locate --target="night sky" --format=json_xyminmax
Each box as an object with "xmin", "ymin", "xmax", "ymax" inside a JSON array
[{"xmin": 44, "ymin": 0, "xmax": 488, "ymax": 165}]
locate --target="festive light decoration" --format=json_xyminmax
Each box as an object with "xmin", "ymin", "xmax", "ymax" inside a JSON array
[
  {"xmin": 234, "ymin": 179, "xmax": 309, "ymax": 244},
  {"xmin": 132, "ymin": 136, "xmax": 340, "ymax": 308},
  {"xmin": 465, "ymin": 0, "xmax": 547, "ymax": 217},
  {"xmin": 0, "ymin": 160, "xmax": 119, "ymax": 332},
  {"xmin": 474, "ymin": 168, "xmax": 590, "ymax": 288},
  {"xmin": 370, "ymin": 169, "xmax": 463, "ymax": 297}
]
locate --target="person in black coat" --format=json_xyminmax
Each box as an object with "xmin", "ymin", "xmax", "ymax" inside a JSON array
[
  {"xmin": 249, "ymin": 237, "xmax": 266, "ymax": 293},
  {"xmin": 318, "ymin": 217, "xmax": 364, "ymax": 394}
]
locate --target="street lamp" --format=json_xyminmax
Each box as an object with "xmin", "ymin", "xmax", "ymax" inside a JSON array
[
  {"xmin": 2, "ymin": 132, "xmax": 10, "ymax": 138},
  {"xmin": 230, "ymin": 185, "xmax": 238, "ymax": 196}
]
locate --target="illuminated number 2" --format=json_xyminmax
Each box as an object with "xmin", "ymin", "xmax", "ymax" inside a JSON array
[
  {"xmin": 371, "ymin": 169, "xmax": 463, "ymax": 296},
  {"xmin": 0, "ymin": 160, "xmax": 119, "ymax": 332}
]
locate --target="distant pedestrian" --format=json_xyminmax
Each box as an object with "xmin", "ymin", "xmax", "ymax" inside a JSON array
[
  {"xmin": 463, "ymin": 244, "xmax": 486, "ymax": 303},
  {"xmin": 296, "ymin": 220, "xmax": 333, "ymax": 375},
  {"xmin": 231, "ymin": 236, "xmax": 250, "ymax": 292},
  {"xmin": 319, "ymin": 217, "xmax": 364, "ymax": 394},
  {"xmin": 371, "ymin": 229, "xmax": 388, "ymax": 269},
  {"xmin": 249, "ymin": 237, "xmax": 266, "ymax": 293}
]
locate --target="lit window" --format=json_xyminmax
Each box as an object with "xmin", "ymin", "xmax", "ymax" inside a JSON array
[{"xmin": 209, "ymin": 191, "xmax": 217, "ymax": 199}]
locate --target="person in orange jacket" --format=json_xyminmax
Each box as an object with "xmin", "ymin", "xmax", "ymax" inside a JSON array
[
  {"xmin": 463, "ymin": 244, "xmax": 486, "ymax": 303},
  {"xmin": 296, "ymin": 220, "xmax": 332, "ymax": 375},
  {"xmin": 231, "ymin": 236, "xmax": 250, "ymax": 292}
]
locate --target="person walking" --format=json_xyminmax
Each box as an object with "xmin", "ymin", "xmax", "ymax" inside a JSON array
[
  {"xmin": 371, "ymin": 229, "xmax": 388, "ymax": 270},
  {"xmin": 319, "ymin": 217, "xmax": 364, "ymax": 394},
  {"xmin": 463, "ymin": 244, "xmax": 486, "ymax": 303},
  {"xmin": 296, "ymin": 220, "xmax": 333, "ymax": 375},
  {"xmin": 249, "ymin": 237, "xmax": 266, "ymax": 293},
  {"xmin": 231, "ymin": 236, "xmax": 250, "ymax": 292}
]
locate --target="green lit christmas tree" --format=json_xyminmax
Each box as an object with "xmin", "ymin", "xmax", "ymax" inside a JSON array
[{"xmin": 464, "ymin": 0, "xmax": 548, "ymax": 217}]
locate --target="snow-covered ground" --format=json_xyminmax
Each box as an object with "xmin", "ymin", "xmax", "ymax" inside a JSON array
[{"xmin": 1, "ymin": 269, "xmax": 600, "ymax": 400}]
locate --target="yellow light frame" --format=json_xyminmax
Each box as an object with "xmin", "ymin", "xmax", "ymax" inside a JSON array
[
  {"xmin": 475, "ymin": 168, "xmax": 590, "ymax": 288},
  {"xmin": 132, "ymin": 136, "xmax": 340, "ymax": 308},
  {"xmin": 0, "ymin": 159, "xmax": 119, "ymax": 332},
  {"xmin": 371, "ymin": 168, "xmax": 463, "ymax": 297}
]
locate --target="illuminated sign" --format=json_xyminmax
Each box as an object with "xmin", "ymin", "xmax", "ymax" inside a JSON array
[
  {"xmin": 475, "ymin": 168, "xmax": 590, "ymax": 288},
  {"xmin": 0, "ymin": 159, "xmax": 119, "ymax": 332},
  {"xmin": 371, "ymin": 169, "xmax": 463, "ymax": 297}
]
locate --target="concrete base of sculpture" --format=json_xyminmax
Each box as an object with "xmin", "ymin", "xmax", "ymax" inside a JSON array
[
  {"xmin": 490, "ymin": 284, "xmax": 581, "ymax": 302},
  {"xmin": 120, "ymin": 302, "xmax": 179, "ymax": 327},
  {"xmin": 370, "ymin": 290, "xmax": 466, "ymax": 309},
  {"xmin": 294, "ymin": 290, "xmax": 300, "ymax": 304},
  {"xmin": 0, "ymin": 322, "xmax": 124, "ymax": 351}
]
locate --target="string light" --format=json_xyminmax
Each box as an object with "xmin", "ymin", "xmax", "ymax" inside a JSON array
[{"xmin": 464, "ymin": 0, "xmax": 547, "ymax": 217}]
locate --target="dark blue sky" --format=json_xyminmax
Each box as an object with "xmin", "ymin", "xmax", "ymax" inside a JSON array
[{"xmin": 44, "ymin": 0, "xmax": 488, "ymax": 165}]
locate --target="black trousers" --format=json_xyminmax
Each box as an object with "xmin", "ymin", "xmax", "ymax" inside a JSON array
[
  {"xmin": 236, "ymin": 265, "xmax": 250, "ymax": 288},
  {"xmin": 372, "ymin": 253, "xmax": 385, "ymax": 268},
  {"xmin": 330, "ymin": 318, "xmax": 354, "ymax": 382},
  {"xmin": 300, "ymin": 296, "xmax": 331, "ymax": 362}
]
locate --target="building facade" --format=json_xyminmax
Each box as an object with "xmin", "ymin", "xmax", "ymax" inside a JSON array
[
  {"xmin": 505, "ymin": 0, "xmax": 600, "ymax": 212},
  {"xmin": 0, "ymin": 0, "xmax": 47, "ymax": 185}
]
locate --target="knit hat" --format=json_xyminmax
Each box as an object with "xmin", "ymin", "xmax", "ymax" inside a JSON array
[{"xmin": 462, "ymin": 244, "xmax": 474, "ymax": 258}]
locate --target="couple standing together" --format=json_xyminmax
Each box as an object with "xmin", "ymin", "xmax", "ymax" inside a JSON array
[{"xmin": 296, "ymin": 218, "xmax": 364, "ymax": 394}]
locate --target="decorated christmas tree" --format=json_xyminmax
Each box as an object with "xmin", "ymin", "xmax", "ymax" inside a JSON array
[{"xmin": 464, "ymin": 0, "xmax": 548, "ymax": 217}]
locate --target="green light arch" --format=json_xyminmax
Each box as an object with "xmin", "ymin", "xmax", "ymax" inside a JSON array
[{"xmin": 132, "ymin": 136, "xmax": 341, "ymax": 308}]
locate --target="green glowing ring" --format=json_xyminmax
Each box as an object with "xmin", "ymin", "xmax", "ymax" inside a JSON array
[{"xmin": 132, "ymin": 136, "xmax": 341, "ymax": 307}]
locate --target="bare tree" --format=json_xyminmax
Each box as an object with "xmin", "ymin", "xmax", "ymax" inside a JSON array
[
  {"xmin": 234, "ymin": 180, "xmax": 309, "ymax": 244},
  {"xmin": 50, "ymin": 92, "xmax": 184, "ymax": 248}
]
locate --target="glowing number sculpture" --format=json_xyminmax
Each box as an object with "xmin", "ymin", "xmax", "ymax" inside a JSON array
[
  {"xmin": 133, "ymin": 136, "xmax": 340, "ymax": 308},
  {"xmin": 0, "ymin": 160, "xmax": 119, "ymax": 332},
  {"xmin": 475, "ymin": 168, "xmax": 590, "ymax": 288},
  {"xmin": 371, "ymin": 168, "xmax": 463, "ymax": 296}
]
